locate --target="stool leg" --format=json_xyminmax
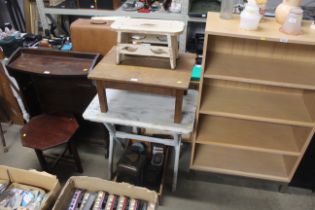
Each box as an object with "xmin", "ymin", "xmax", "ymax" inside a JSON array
[
  {"xmin": 167, "ymin": 35, "xmax": 176, "ymax": 69},
  {"xmin": 69, "ymin": 141, "xmax": 83, "ymax": 173},
  {"xmin": 35, "ymin": 149, "xmax": 48, "ymax": 171},
  {"xmin": 0, "ymin": 124, "xmax": 7, "ymax": 153}
]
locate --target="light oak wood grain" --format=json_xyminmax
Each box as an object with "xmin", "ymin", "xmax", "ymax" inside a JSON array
[
  {"xmin": 191, "ymin": 144, "xmax": 295, "ymax": 182},
  {"xmin": 200, "ymin": 83, "xmax": 314, "ymax": 127},
  {"xmin": 205, "ymin": 52, "xmax": 315, "ymax": 90},
  {"xmin": 205, "ymin": 12, "xmax": 315, "ymax": 45},
  {"xmin": 191, "ymin": 14, "xmax": 315, "ymax": 182},
  {"xmin": 196, "ymin": 115, "xmax": 311, "ymax": 155}
]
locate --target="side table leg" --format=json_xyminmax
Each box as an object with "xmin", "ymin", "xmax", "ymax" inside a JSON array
[
  {"xmin": 104, "ymin": 124, "xmax": 116, "ymax": 180},
  {"xmin": 35, "ymin": 149, "xmax": 48, "ymax": 171},
  {"xmin": 172, "ymin": 134, "xmax": 182, "ymax": 192},
  {"xmin": 96, "ymin": 81, "xmax": 108, "ymax": 112},
  {"xmin": 174, "ymin": 90, "xmax": 184, "ymax": 123}
]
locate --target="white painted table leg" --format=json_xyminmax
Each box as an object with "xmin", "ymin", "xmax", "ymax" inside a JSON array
[
  {"xmin": 172, "ymin": 133, "xmax": 182, "ymax": 191},
  {"xmin": 104, "ymin": 123, "xmax": 116, "ymax": 180}
]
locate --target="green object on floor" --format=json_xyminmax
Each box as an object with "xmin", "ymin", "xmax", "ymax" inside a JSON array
[{"xmin": 191, "ymin": 65, "xmax": 202, "ymax": 80}]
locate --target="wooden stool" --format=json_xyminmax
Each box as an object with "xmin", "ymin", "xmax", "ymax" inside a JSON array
[
  {"xmin": 20, "ymin": 114, "xmax": 83, "ymax": 173},
  {"xmin": 111, "ymin": 18, "xmax": 185, "ymax": 69}
]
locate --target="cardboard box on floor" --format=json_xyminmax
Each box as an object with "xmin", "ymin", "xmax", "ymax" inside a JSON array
[
  {"xmin": 0, "ymin": 165, "xmax": 61, "ymax": 210},
  {"xmin": 52, "ymin": 176, "xmax": 158, "ymax": 210}
]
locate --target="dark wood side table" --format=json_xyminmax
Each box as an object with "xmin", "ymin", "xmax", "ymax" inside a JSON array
[
  {"xmin": 88, "ymin": 47, "xmax": 193, "ymax": 123},
  {"xmin": 6, "ymin": 48, "xmax": 100, "ymax": 119},
  {"xmin": 6, "ymin": 48, "xmax": 100, "ymax": 170}
]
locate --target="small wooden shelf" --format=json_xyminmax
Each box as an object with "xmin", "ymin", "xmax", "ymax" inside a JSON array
[
  {"xmin": 191, "ymin": 144, "xmax": 296, "ymax": 182},
  {"xmin": 204, "ymin": 53, "xmax": 315, "ymax": 90},
  {"xmin": 200, "ymin": 84, "xmax": 315, "ymax": 127},
  {"xmin": 196, "ymin": 115, "xmax": 311, "ymax": 155}
]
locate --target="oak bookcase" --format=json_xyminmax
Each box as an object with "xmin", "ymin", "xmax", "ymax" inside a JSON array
[{"xmin": 190, "ymin": 12, "xmax": 315, "ymax": 182}]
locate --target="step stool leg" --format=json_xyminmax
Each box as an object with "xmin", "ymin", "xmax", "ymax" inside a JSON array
[
  {"xmin": 116, "ymin": 32, "xmax": 122, "ymax": 64},
  {"xmin": 167, "ymin": 35, "xmax": 176, "ymax": 69}
]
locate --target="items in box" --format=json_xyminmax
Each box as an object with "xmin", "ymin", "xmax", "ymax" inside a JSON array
[
  {"xmin": 67, "ymin": 189, "xmax": 149, "ymax": 210},
  {"xmin": 0, "ymin": 181, "xmax": 9, "ymax": 194},
  {"xmin": 0, "ymin": 183, "xmax": 47, "ymax": 210}
]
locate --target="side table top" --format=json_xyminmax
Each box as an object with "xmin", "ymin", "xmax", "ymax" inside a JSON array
[
  {"xmin": 83, "ymin": 89, "xmax": 198, "ymax": 134},
  {"xmin": 111, "ymin": 18, "xmax": 185, "ymax": 35},
  {"xmin": 88, "ymin": 47, "xmax": 193, "ymax": 90}
]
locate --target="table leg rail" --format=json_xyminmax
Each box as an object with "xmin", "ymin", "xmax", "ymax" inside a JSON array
[{"xmin": 104, "ymin": 122, "xmax": 182, "ymax": 191}]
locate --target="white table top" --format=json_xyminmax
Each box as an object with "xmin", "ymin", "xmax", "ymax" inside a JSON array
[
  {"xmin": 83, "ymin": 89, "xmax": 198, "ymax": 134},
  {"xmin": 111, "ymin": 18, "xmax": 185, "ymax": 35}
]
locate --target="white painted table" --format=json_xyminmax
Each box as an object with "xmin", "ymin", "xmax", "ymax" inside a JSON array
[{"xmin": 83, "ymin": 89, "xmax": 197, "ymax": 191}]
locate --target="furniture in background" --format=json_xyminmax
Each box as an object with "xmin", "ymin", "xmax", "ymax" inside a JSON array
[
  {"xmin": 20, "ymin": 114, "xmax": 83, "ymax": 172},
  {"xmin": 0, "ymin": 51, "xmax": 23, "ymax": 125},
  {"xmin": 34, "ymin": 0, "xmax": 197, "ymax": 52},
  {"xmin": 0, "ymin": 115, "xmax": 7, "ymax": 153},
  {"xmin": 6, "ymin": 48, "xmax": 100, "ymax": 171},
  {"xmin": 83, "ymin": 89, "xmax": 198, "ymax": 191},
  {"xmin": 70, "ymin": 18, "xmax": 117, "ymax": 56},
  {"xmin": 191, "ymin": 12, "xmax": 315, "ymax": 183},
  {"xmin": 111, "ymin": 18, "xmax": 185, "ymax": 69},
  {"xmin": 88, "ymin": 47, "xmax": 192, "ymax": 123},
  {"xmin": 6, "ymin": 48, "xmax": 100, "ymax": 121}
]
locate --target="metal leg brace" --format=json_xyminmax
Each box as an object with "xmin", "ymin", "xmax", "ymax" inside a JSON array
[{"xmin": 103, "ymin": 122, "xmax": 182, "ymax": 191}]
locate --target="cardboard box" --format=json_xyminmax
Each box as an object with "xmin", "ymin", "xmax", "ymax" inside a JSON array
[
  {"xmin": 0, "ymin": 165, "xmax": 61, "ymax": 210},
  {"xmin": 52, "ymin": 176, "xmax": 158, "ymax": 210}
]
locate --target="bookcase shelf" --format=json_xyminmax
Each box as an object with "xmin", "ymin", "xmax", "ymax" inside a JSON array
[
  {"xmin": 191, "ymin": 144, "xmax": 295, "ymax": 182},
  {"xmin": 191, "ymin": 12, "xmax": 315, "ymax": 183},
  {"xmin": 199, "ymin": 83, "xmax": 315, "ymax": 127},
  {"xmin": 204, "ymin": 52, "xmax": 315, "ymax": 90},
  {"xmin": 196, "ymin": 115, "xmax": 311, "ymax": 156}
]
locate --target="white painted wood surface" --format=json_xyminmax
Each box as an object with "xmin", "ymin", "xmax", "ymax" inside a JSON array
[
  {"xmin": 83, "ymin": 89, "xmax": 198, "ymax": 134},
  {"xmin": 118, "ymin": 44, "xmax": 170, "ymax": 58},
  {"xmin": 111, "ymin": 18, "xmax": 185, "ymax": 35}
]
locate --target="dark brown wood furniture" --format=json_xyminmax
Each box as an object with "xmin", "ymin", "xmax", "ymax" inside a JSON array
[
  {"xmin": 6, "ymin": 48, "xmax": 100, "ymax": 171},
  {"xmin": 0, "ymin": 50, "xmax": 23, "ymax": 124},
  {"xmin": 6, "ymin": 48, "xmax": 100, "ymax": 120},
  {"xmin": 0, "ymin": 123, "xmax": 6, "ymax": 153},
  {"xmin": 88, "ymin": 47, "xmax": 193, "ymax": 123},
  {"xmin": 20, "ymin": 114, "xmax": 83, "ymax": 172}
]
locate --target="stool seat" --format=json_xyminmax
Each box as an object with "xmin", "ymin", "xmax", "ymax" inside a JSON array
[{"xmin": 21, "ymin": 114, "xmax": 79, "ymax": 150}]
